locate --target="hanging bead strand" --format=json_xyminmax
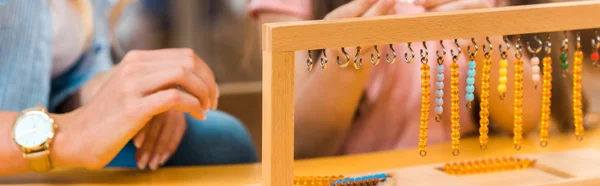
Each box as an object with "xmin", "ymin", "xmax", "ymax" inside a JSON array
[
  {"xmin": 435, "ymin": 40, "xmax": 447, "ymax": 122},
  {"xmin": 560, "ymin": 31, "xmax": 569, "ymax": 77},
  {"xmin": 451, "ymin": 39, "xmax": 469, "ymax": 156},
  {"xmin": 466, "ymin": 42, "xmax": 477, "ymax": 109},
  {"xmin": 527, "ymin": 36, "xmax": 542, "ymax": 89},
  {"xmin": 540, "ymin": 34, "xmax": 553, "ymax": 147},
  {"xmin": 479, "ymin": 37, "xmax": 492, "ymax": 150},
  {"xmin": 498, "ymin": 36, "xmax": 510, "ymax": 100},
  {"xmin": 573, "ymin": 32, "xmax": 584, "ymax": 141},
  {"xmin": 513, "ymin": 35, "xmax": 524, "ymax": 150},
  {"xmin": 592, "ymin": 30, "xmax": 600, "ymax": 68},
  {"xmin": 419, "ymin": 42, "xmax": 431, "ymax": 157}
]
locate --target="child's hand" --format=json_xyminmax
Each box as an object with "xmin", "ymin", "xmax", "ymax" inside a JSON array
[
  {"xmin": 416, "ymin": 0, "xmax": 491, "ymax": 12},
  {"xmin": 324, "ymin": 0, "xmax": 397, "ymax": 20}
]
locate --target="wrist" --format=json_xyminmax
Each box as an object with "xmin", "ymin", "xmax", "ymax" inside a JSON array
[{"xmin": 49, "ymin": 111, "xmax": 83, "ymax": 169}]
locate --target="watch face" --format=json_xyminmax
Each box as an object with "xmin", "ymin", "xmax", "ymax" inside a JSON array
[{"xmin": 13, "ymin": 111, "xmax": 54, "ymax": 148}]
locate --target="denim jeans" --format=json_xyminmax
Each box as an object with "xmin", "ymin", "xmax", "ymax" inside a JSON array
[{"xmin": 107, "ymin": 110, "xmax": 258, "ymax": 167}]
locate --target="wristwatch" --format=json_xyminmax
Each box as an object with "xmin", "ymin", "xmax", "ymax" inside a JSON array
[{"xmin": 12, "ymin": 106, "xmax": 57, "ymax": 172}]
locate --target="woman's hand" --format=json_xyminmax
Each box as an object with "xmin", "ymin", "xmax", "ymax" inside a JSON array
[
  {"xmin": 416, "ymin": 0, "xmax": 491, "ymax": 12},
  {"xmin": 53, "ymin": 48, "xmax": 217, "ymax": 169},
  {"xmin": 134, "ymin": 110, "xmax": 187, "ymax": 170}
]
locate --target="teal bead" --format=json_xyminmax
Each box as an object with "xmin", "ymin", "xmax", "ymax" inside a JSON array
[
  {"xmin": 467, "ymin": 77, "xmax": 475, "ymax": 85},
  {"xmin": 468, "ymin": 61, "xmax": 476, "ymax": 69},
  {"xmin": 560, "ymin": 53, "xmax": 568, "ymax": 62},
  {"xmin": 466, "ymin": 85, "xmax": 475, "ymax": 93},
  {"xmin": 468, "ymin": 69, "xmax": 476, "ymax": 77},
  {"xmin": 466, "ymin": 93, "xmax": 475, "ymax": 101},
  {"xmin": 561, "ymin": 62, "xmax": 569, "ymax": 69},
  {"xmin": 437, "ymin": 73, "xmax": 445, "ymax": 81}
]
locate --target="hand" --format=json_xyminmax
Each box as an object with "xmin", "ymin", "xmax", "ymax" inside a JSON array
[
  {"xmin": 134, "ymin": 110, "xmax": 187, "ymax": 170},
  {"xmin": 52, "ymin": 48, "xmax": 217, "ymax": 169},
  {"xmin": 416, "ymin": 0, "xmax": 491, "ymax": 12}
]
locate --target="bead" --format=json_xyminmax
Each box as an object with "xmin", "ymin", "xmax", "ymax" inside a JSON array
[
  {"xmin": 436, "ymin": 98, "xmax": 443, "ymax": 105},
  {"xmin": 466, "ymin": 85, "xmax": 475, "ymax": 93},
  {"xmin": 467, "ymin": 77, "xmax": 475, "ymax": 85},
  {"xmin": 437, "ymin": 81, "xmax": 444, "ymax": 89},
  {"xmin": 591, "ymin": 52, "xmax": 599, "ymax": 61},
  {"xmin": 532, "ymin": 74, "xmax": 541, "ymax": 82},
  {"xmin": 500, "ymin": 59, "xmax": 508, "ymax": 68},
  {"xmin": 532, "ymin": 66, "xmax": 540, "ymax": 74},
  {"xmin": 468, "ymin": 61, "xmax": 476, "ymax": 68},
  {"xmin": 436, "ymin": 89, "xmax": 444, "ymax": 97},
  {"xmin": 437, "ymin": 73, "xmax": 445, "ymax": 81},
  {"xmin": 499, "ymin": 68, "xmax": 507, "ymax": 76},
  {"xmin": 437, "ymin": 65, "xmax": 445, "ymax": 72},
  {"xmin": 560, "ymin": 53, "xmax": 568, "ymax": 62},
  {"xmin": 530, "ymin": 57, "xmax": 540, "ymax": 65},
  {"xmin": 466, "ymin": 93, "xmax": 474, "ymax": 101},
  {"xmin": 499, "ymin": 76, "xmax": 507, "ymax": 84},
  {"xmin": 468, "ymin": 69, "xmax": 476, "ymax": 77},
  {"xmin": 561, "ymin": 62, "xmax": 568, "ymax": 69},
  {"xmin": 436, "ymin": 106, "xmax": 443, "ymax": 114}
]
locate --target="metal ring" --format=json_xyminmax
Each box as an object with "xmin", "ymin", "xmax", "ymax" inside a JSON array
[
  {"xmin": 514, "ymin": 143, "xmax": 522, "ymax": 150},
  {"xmin": 576, "ymin": 135, "xmax": 584, "ymax": 141},
  {"xmin": 527, "ymin": 35, "xmax": 543, "ymax": 55},
  {"xmin": 435, "ymin": 114, "xmax": 442, "ymax": 122},
  {"xmin": 420, "ymin": 150, "xmax": 427, "ymax": 157},
  {"xmin": 320, "ymin": 49, "xmax": 328, "ymax": 69},
  {"xmin": 452, "ymin": 149, "xmax": 460, "ymax": 156},
  {"xmin": 540, "ymin": 141, "xmax": 548, "ymax": 147},
  {"xmin": 336, "ymin": 47, "xmax": 350, "ymax": 68},
  {"xmin": 371, "ymin": 45, "xmax": 381, "ymax": 65},
  {"xmin": 480, "ymin": 143, "xmax": 487, "ymax": 150},
  {"xmin": 545, "ymin": 34, "xmax": 552, "ymax": 55},
  {"xmin": 561, "ymin": 31, "xmax": 569, "ymax": 53}
]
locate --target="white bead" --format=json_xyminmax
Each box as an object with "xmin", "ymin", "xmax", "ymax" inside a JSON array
[
  {"xmin": 532, "ymin": 74, "xmax": 541, "ymax": 82},
  {"xmin": 437, "ymin": 82, "xmax": 444, "ymax": 89},
  {"xmin": 531, "ymin": 57, "xmax": 540, "ymax": 66},
  {"xmin": 435, "ymin": 106, "xmax": 443, "ymax": 114},
  {"xmin": 532, "ymin": 66, "xmax": 540, "ymax": 74}
]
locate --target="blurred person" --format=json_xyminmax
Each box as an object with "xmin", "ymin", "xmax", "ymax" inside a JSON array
[{"xmin": 0, "ymin": 0, "xmax": 257, "ymax": 175}]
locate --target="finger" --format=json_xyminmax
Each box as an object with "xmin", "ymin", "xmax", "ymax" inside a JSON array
[
  {"xmin": 427, "ymin": 0, "xmax": 490, "ymax": 12},
  {"xmin": 362, "ymin": 0, "xmax": 397, "ymax": 17},
  {"xmin": 149, "ymin": 112, "xmax": 180, "ymax": 169},
  {"xmin": 324, "ymin": 0, "xmax": 378, "ymax": 19},
  {"xmin": 165, "ymin": 115, "xmax": 187, "ymax": 164},
  {"xmin": 135, "ymin": 115, "xmax": 164, "ymax": 170},
  {"xmin": 415, "ymin": 0, "xmax": 456, "ymax": 8},
  {"xmin": 134, "ymin": 125, "xmax": 149, "ymax": 148},
  {"xmin": 141, "ymin": 88, "xmax": 206, "ymax": 120},
  {"xmin": 140, "ymin": 65, "xmax": 211, "ymax": 111},
  {"xmin": 125, "ymin": 49, "xmax": 218, "ymax": 109}
]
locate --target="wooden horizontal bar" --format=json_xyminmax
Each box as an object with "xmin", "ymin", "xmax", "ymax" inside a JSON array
[{"xmin": 263, "ymin": 1, "xmax": 600, "ymax": 52}]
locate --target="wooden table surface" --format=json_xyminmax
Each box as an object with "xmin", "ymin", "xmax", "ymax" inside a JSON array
[{"xmin": 1, "ymin": 129, "xmax": 598, "ymax": 186}]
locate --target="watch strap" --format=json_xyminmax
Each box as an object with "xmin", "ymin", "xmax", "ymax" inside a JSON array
[{"xmin": 25, "ymin": 150, "xmax": 53, "ymax": 172}]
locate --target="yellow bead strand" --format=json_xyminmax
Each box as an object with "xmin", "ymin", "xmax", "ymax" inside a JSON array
[
  {"xmin": 540, "ymin": 56, "xmax": 552, "ymax": 147},
  {"xmin": 479, "ymin": 57, "xmax": 491, "ymax": 150},
  {"xmin": 513, "ymin": 57, "xmax": 524, "ymax": 150},
  {"xmin": 443, "ymin": 156, "xmax": 536, "ymax": 175},
  {"xmin": 498, "ymin": 59, "xmax": 508, "ymax": 99},
  {"xmin": 451, "ymin": 60, "xmax": 460, "ymax": 156},
  {"xmin": 419, "ymin": 63, "xmax": 431, "ymax": 157},
  {"xmin": 573, "ymin": 50, "xmax": 584, "ymax": 140}
]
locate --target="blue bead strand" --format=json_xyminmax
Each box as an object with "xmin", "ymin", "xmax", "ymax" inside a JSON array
[
  {"xmin": 466, "ymin": 60, "xmax": 476, "ymax": 108},
  {"xmin": 330, "ymin": 173, "xmax": 388, "ymax": 186}
]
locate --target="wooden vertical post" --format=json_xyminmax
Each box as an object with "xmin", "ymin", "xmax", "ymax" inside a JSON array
[{"xmin": 262, "ymin": 51, "xmax": 295, "ymax": 186}]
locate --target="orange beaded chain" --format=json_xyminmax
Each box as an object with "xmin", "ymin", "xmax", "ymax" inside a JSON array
[
  {"xmin": 419, "ymin": 43, "xmax": 431, "ymax": 157},
  {"xmin": 513, "ymin": 36, "xmax": 524, "ymax": 150},
  {"xmin": 540, "ymin": 35, "xmax": 553, "ymax": 147},
  {"xmin": 451, "ymin": 53, "xmax": 461, "ymax": 156},
  {"xmin": 573, "ymin": 34, "xmax": 584, "ymax": 141},
  {"xmin": 442, "ymin": 156, "xmax": 536, "ymax": 175},
  {"xmin": 294, "ymin": 175, "xmax": 344, "ymax": 186},
  {"xmin": 479, "ymin": 38, "xmax": 492, "ymax": 150}
]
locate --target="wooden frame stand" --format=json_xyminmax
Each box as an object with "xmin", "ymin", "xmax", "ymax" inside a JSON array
[{"xmin": 261, "ymin": 1, "xmax": 600, "ymax": 185}]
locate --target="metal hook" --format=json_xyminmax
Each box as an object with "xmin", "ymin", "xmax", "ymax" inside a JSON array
[
  {"xmin": 527, "ymin": 35, "xmax": 543, "ymax": 55},
  {"xmin": 353, "ymin": 46, "xmax": 363, "ymax": 69},
  {"xmin": 499, "ymin": 36, "xmax": 511, "ymax": 59},
  {"xmin": 450, "ymin": 39, "xmax": 461, "ymax": 61},
  {"xmin": 467, "ymin": 38, "xmax": 478, "ymax": 59},
  {"xmin": 436, "ymin": 40, "xmax": 446, "ymax": 65},
  {"xmin": 515, "ymin": 35, "xmax": 523, "ymax": 59},
  {"xmin": 562, "ymin": 31, "xmax": 569, "ymax": 53},
  {"xmin": 370, "ymin": 45, "xmax": 381, "ymax": 65},
  {"xmin": 386, "ymin": 44, "xmax": 397, "ymax": 64},
  {"xmin": 420, "ymin": 41, "xmax": 429, "ymax": 64},
  {"xmin": 545, "ymin": 34, "xmax": 552, "ymax": 55},
  {"xmin": 404, "ymin": 43, "xmax": 415, "ymax": 64},
  {"xmin": 576, "ymin": 32, "xmax": 581, "ymax": 50},
  {"xmin": 306, "ymin": 50, "xmax": 314, "ymax": 71},
  {"xmin": 320, "ymin": 49, "xmax": 328, "ymax": 69},
  {"xmin": 336, "ymin": 47, "xmax": 351, "ymax": 68},
  {"xmin": 482, "ymin": 36, "xmax": 493, "ymax": 58}
]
